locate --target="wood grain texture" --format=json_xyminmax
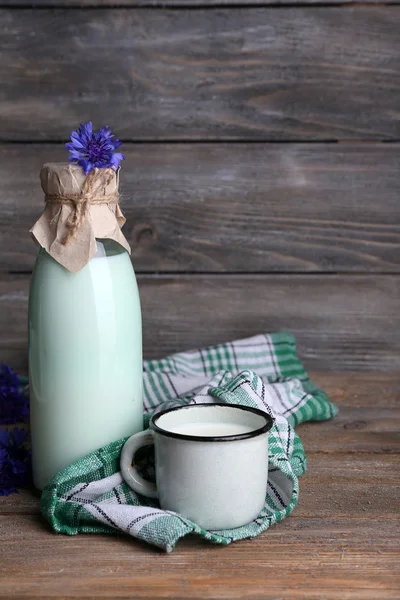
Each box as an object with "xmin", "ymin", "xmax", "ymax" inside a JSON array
[
  {"xmin": 0, "ymin": 515, "xmax": 399, "ymax": 600},
  {"xmin": 1, "ymin": 274, "xmax": 399, "ymax": 372},
  {"xmin": 1, "ymin": 450, "xmax": 399, "ymax": 515},
  {"xmin": 1, "ymin": 143, "xmax": 400, "ymax": 274},
  {"xmin": 1, "ymin": 373, "xmax": 398, "ymax": 518},
  {"xmin": 310, "ymin": 371, "xmax": 400, "ymax": 408},
  {"xmin": 300, "ymin": 407, "xmax": 400, "ymax": 454},
  {"xmin": 0, "ymin": 372, "xmax": 398, "ymax": 515},
  {"xmin": 1, "ymin": 8, "xmax": 399, "ymax": 141},
  {"xmin": 1, "ymin": 455, "xmax": 399, "ymax": 597},
  {"xmin": 2, "ymin": 0, "xmax": 396, "ymax": 5},
  {"xmin": 2, "ymin": 404, "xmax": 399, "ymax": 463},
  {"xmin": 1, "ymin": 374, "xmax": 398, "ymax": 598}
]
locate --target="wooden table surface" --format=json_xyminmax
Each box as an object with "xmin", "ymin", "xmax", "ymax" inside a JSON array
[{"xmin": 1, "ymin": 372, "xmax": 399, "ymax": 600}]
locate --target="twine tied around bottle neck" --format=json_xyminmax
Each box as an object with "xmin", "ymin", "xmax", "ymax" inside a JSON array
[{"xmin": 45, "ymin": 167, "xmax": 119, "ymax": 246}]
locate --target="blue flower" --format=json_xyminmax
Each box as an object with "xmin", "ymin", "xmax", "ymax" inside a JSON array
[
  {"xmin": 0, "ymin": 365, "xmax": 31, "ymax": 494},
  {"xmin": 0, "ymin": 364, "xmax": 29, "ymax": 425},
  {"xmin": 66, "ymin": 121, "xmax": 125, "ymax": 175},
  {"xmin": 0, "ymin": 427, "xmax": 31, "ymax": 495}
]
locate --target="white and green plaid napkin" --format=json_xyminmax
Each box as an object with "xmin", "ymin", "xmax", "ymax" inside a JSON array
[{"xmin": 41, "ymin": 332, "xmax": 338, "ymax": 552}]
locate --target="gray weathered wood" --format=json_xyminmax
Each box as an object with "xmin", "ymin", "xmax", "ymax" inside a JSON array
[
  {"xmin": 1, "ymin": 274, "xmax": 399, "ymax": 372},
  {"xmin": 1, "ymin": 8, "xmax": 399, "ymax": 140},
  {"xmin": 1, "ymin": 143, "xmax": 399, "ymax": 274},
  {"xmin": 1, "ymin": 0, "xmax": 396, "ymax": 5}
]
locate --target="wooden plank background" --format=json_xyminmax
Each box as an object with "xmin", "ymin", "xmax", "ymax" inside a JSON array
[
  {"xmin": 3, "ymin": 0, "xmax": 399, "ymax": 5},
  {"xmin": 1, "ymin": 274, "xmax": 399, "ymax": 372},
  {"xmin": 1, "ymin": 8, "xmax": 400, "ymax": 141},
  {"xmin": 0, "ymin": 2, "xmax": 399, "ymax": 373},
  {"xmin": 1, "ymin": 143, "xmax": 400, "ymax": 274}
]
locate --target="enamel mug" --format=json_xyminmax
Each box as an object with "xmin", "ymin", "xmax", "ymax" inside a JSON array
[{"xmin": 120, "ymin": 403, "xmax": 273, "ymax": 530}]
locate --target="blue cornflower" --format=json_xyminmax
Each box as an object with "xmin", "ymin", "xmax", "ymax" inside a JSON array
[
  {"xmin": 0, "ymin": 364, "xmax": 29, "ymax": 424},
  {"xmin": 0, "ymin": 427, "xmax": 31, "ymax": 495},
  {"xmin": 66, "ymin": 121, "xmax": 124, "ymax": 175}
]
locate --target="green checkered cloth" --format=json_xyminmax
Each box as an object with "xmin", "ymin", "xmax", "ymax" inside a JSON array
[{"xmin": 41, "ymin": 332, "xmax": 338, "ymax": 552}]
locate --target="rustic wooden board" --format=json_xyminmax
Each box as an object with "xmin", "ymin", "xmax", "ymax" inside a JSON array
[
  {"xmin": 1, "ymin": 372, "xmax": 398, "ymax": 520},
  {"xmin": 299, "ymin": 407, "xmax": 400, "ymax": 454},
  {"xmin": 0, "ymin": 514, "xmax": 399, "ymax": 599},
  {"xmin": 2, "ymin": 0, "xmax": 395, "ymax": 5},
  {"xmin": 1, "ymin": 456, "xmax": 399, "ymax": 597},
  {"xmin": 1, "ymin": 372, "xmax": 399, "ymax": 517},
  {"xmin": 1, "ymin": 8, "xmax": 399, "ymax": 140},
  {"xmin": 2, "ymin": 404, "xmax": 399, "ymax": 483},
  {"xmin": 1, "ymin": 452, "xmax": 399, "ymax": 516},
  {"xmin": 1, "ymin": 274, "xmax": 399, "ymax": 372},
  {"xmin": 1, "ymin": 373, "xmax": 398, "ymax": 597},
  {"xmin": 1, "ymin": 143, "xmax": 400, "ymax": 274},
  {"xmin": 310, "ymin": 371, "xmax": 400, "ymax": 409}
]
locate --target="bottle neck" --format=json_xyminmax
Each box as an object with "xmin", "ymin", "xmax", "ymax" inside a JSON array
[{"xmin": 95, "ymin": 239, "xmax": 127, "ymax": 259}]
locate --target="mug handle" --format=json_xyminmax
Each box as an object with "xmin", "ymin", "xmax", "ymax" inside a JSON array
[{"xmin": 120, "ymin": 430, "xmax": 158, "ymax": 499}]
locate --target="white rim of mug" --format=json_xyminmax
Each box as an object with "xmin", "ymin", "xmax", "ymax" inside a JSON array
[{"xmin": 151, "ymin": 403, "xmax": 274, "ymax": 442}]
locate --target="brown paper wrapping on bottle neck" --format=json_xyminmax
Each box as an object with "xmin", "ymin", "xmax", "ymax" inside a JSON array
[{"xmin": 30, "ymin": 163, "xmax": 131, "ymax": 273}]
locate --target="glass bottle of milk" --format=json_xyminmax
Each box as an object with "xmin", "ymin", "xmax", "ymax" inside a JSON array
[{"xmin": 29, "ymin": 163, "xmax": 143, "ymax": 490}]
